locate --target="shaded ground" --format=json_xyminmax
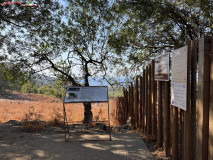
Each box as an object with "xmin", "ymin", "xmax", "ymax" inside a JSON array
[{"xmin": 0, "ymin": 121, "xmax": 153, "ymax": 160}]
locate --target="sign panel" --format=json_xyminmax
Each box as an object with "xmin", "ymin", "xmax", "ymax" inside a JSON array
[
  {"xmin": 171, "ymin": 46, "xmax": 188, "ymax": 111},
  {"xmin": 155, "ymin": 53, "xmax": 169, "ymax": 81},
  {"xmin": 64, "ymin": 86, "xmax": 108, "ymax": 103},
  {"xmin": 171, "ymin": 46, "xmax": 188, "ymax": 83},
  {"xmin": 171, "ymin": 82, "xmax": 187, "ymax": 110}
]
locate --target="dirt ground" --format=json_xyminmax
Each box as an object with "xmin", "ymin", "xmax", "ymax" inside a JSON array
[
  {"xmin": 0, "ymin": 92, "xmax": 166, "ymax": 159},
  {"xmin": 0, "ymin": 92, "xmax": 121, "ymax": 126},
  {"xmin": 0, "ymin": 120, "xmax": 153, "ymax": 160}
]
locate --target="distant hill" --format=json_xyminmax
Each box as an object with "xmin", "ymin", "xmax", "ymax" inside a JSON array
[{"xmin": 32, "ymin": 73, "xmax": 129, "ymax": 87}]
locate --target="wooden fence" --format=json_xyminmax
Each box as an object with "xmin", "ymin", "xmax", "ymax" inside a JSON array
[{"xmin": 119, "ymin": 37, "xmax": 213, "ymax": 160}]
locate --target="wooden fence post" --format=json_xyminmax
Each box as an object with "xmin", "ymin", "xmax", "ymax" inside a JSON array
[
  {"xmin": 148, "ymin": 64, "xmax": 152, "ymax": 134},
  {"xmin": 164, "ymin": 80, "xmax": 170, "ymax": 156},
  {"xmin": 183, "ymin": 38, "xmax": 192, "ymax": 160},
  {"xmin": 131, "ymin": 82, "xmax": 134, "ymax": 127},
  {"xmin": 157, "ymin": 81, "xmax": 163, "ymax": 148},
  {"xmin": 134, "ymin": 77, "xmax": 139, "ymax": 129},
  {"xmin": 191, "ymin": 40, "xmax": 198, "ymax": 160},
  {"xmin": 142, "ymin": 70, "xmax": 145, "ymax": 132},
  {"xmin": 128, "ymin": 85, "xmax": 131, "ymax": 121},
  {"xmin": 145, "ymin": 66, "xmax": 148, "ymax": 133},
  {"xmin": 123, "ymin": 87, "xmax": 126, "ymax": 124},
  {"xmin": 209, "ymin": 37, "xmax": 213, "ymax": 160},
  {"xmin": 139, "ymin": 75, "xmax": 143, "ymax": 129},
  {"xmin": 197, "ymin": 37, "xmax": 211, "ymax": 160},
  {"xmin": 172, "ymin": 45, "xmax": 179, "ymax": 160},
  {"xmin": 151, "ymin": 60, "xmax": 156, "ymax": 138}
]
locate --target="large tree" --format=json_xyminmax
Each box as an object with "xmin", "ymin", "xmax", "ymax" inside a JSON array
[
  {"xmin": 108, "ymin": 0, "xmax": 213, "ymax": 77},
  {"xmin": 10, "ymin": 0, "xmax": 119, "ymax": 122}
]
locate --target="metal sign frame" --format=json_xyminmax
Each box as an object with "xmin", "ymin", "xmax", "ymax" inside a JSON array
[
  {"xmin": 64, "ymin": 86, "xmax": 108, "ymax": 103},
  {"xmin": 63, "ymin": 86, "xmax": 111, "ymax": 142}
]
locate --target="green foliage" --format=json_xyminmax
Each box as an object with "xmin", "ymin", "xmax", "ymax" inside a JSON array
[
  {"xmin": 109, "ymin": 0, "xmax": 213, "ymax": 78},
  {"xmin": 0, "ymin": 63, "xmax": 26, "ymax": 94},
  {"xmin": 37, "ymin": 84, "xmax": 65, "ymax": 99},
  {"xmin": 21, "ymin": 80, "xmax": 37, "ymax": 93},
  {"xmin": 108, "ymin": 86, "xmax": 123, "ymax": 99}
]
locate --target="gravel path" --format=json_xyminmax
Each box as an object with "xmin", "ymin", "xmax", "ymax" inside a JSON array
[{"xmin": 0, "ymin": 121, "xmax": 153, "ymax": 160}]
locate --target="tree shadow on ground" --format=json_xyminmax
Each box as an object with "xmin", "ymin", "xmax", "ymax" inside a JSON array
[{"xmin": 0, "ymin": 121, "xmax": 153, "ymax": 160}]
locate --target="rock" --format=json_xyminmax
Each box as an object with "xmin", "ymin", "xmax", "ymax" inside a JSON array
[
  {"xmin": 112, "ymin": 127, "xmax": 121, "ymax": 132},
  {"xmin": 122, "ymin": 124, "xmax": 128, "ymax": 129},
  {"xmin": 5, "ymin": 120, "xmax": 21, "ymax": 126},
  {"xmin": 95, "ymin": 123, "xmax": 106, "ymax": 130}
]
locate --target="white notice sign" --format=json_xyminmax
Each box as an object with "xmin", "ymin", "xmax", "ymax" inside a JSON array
[
  {"xmin": 171, "ymin": 46, "xmax": 188, "ymax": 111},
  {"xmin": 64, "ymin": 86, "xmax": 108, "ymax": 103},
  {"xmin": 171, "ymin": 82, "xmax": 187, "ymax": 110}
]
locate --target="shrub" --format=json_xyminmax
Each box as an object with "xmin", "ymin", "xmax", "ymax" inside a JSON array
[{"xmin": 21, "ymin": 107, "xmax": 44, "ymax": 131}]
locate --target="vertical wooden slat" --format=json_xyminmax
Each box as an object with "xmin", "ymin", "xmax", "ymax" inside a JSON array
[
  {"xmin": 196, "ymin": 37, "xmax": 211, "ymax": 160},
  {"xmin": 172, "ymin": 45, "xmax": 179, "ymax": 160},
  {"xmin": 157, "ymin": 81, "xmax": 163, "ymax": 148},
  {"xmin": 142, "ymin": 70, "xmax": 145, "ymax": 131},
  {"xmin": 123, "ymin": 87, "xmax": 126, "ymax": 124},
  {"xmin": 184, "ymin": 38, "xmax": 192, "ymax": 160},
  {"xmin": 164, "ymin": 80, "xmax": 170, "ymax": 156},
  {"xmin": 145, "ymin": 66, "xmax": 148, "ymax": 133},
  {"xmin": 131, "ymin": 82, "xmax": 134, "ymax": 127},
  {"xmin": 139, "ymin": 75, "xmax": 143, "ymax": 129},
  {"xmin": 209, "ymin": 37, "xmax": 213, "ymax": 160},
  {"xmin": 179, "ymin": 109, "xmax": 184, "ymax": 159},
  {"xmin": 148, "ymin": 64, "xmax": 152, "ymax": 134},
  {"xmin": 191, "ymin": 40, "xmax": 198, "ymax": 160},
  {"xmin": 172, "ymin": 107, "xmax": 178, "ymax": 160},
  {"xmin": 151, "ymin": 60, "xmax": 156, "ymax": 138},
  {"xmin": 126, "ymin": 89, "xmax": 129, "ymax": 123},
  {"xmin": 128, "ymin": 85, "xmax": 131, "ymax": 121},
  {"xmin": 135, "ymin": 77, "xmax": 139, "ymax": 129}
]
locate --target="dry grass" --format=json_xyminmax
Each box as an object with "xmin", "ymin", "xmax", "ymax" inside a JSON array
[
  {"xmin": 21, "ymin": 106, "xmax": 45, "ymax": 131},
  {"xmin": 0, "ymin": 92, "xmax": 121, "ymax": 127},
  {"xmin": 46, "ymin": 118, "xmax": 64, "ymax": 127}
]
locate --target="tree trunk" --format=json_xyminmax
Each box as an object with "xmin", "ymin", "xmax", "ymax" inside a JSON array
[
  {"xmin": 83, "ymin": 102, "xmax": 92, "ymax": 123},
  {"xmin": 83, "ymin": 63, "xmax": 92, "ymax": 123}
]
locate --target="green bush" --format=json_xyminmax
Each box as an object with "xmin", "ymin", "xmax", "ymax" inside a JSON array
[{"xmin": 21, "ymin": 80, "xmax": 37, "ymax": 93}]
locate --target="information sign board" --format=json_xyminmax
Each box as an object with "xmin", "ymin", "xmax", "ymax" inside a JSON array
[
  {"xmin": 171, "ymin": 46, "xmax": 188, "ymax": 111},
  {"xmin": 64, "ymin": 86, "xmax": 108, "ymax": 103},
  {"xmin": 155, "ymin": 53, "xmax": 169, "ymax": 81}
]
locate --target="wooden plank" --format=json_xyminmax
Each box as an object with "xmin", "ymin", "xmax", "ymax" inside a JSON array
[
  {"xmin": 142, "ymin": 70, "xmax": 145, "ymax": 131},
  {"xmin": 196, "ymin": 37, "xmax": 211, "ymax": 160},
  {"xmin": 123, "ymin": 87, "xmax": 126, "ymax": 124},
  {"xmin": 145, "ymin": 66, "xmax": 148, "ymax": 133},
  {"xmin": 179, "ymin": 109, "xmax": 184, "ymax": 159},
  {"xmin": 139, "ymin": 75, "xmax": 143, "ymax": 129},
  {"xmin": 131, "ymin": 82, "xmax": 134, "ymax": 127},
  {"xmin": 172, "ymin": 44, "xmax": 179, "ymax": 160},
  {"xmin": 209, "ymin": 37, "xmax": 213, "ymax": 160},
  {"xmin": 148, "ymin": 64, "xmax": 152, "ymax": 134},
  {"xmin": 128, "ymin": 86, "xmax": 131, "ymax": 121},
  {"xmin": 126, "ymin": 89, "xmax": 129, "ymax": 123},
  {"xmin": 172, "ymin": 107, "xmax": 178, "ymax": 160},
  {"xmin": 191, "ymin": 40, "xmax": 198, "ymax": 160},
  {"xmin": 164, "ymin": 80, "xmax": 170, "ymax": 156},
  {"xmin": 157, "ymin": 81, "xmax": 163, "ymax": 148},
  {"xmin": 151, "ymin": 60, "xmax": 156, "ymax": 138},
  {"xmin": 184, "ymin": 38, "xmax": 192, "ymax": 160},
  {"xmin": 135, "ymin": 77, "xmax": 139, "ymax": 129}
]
